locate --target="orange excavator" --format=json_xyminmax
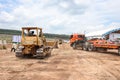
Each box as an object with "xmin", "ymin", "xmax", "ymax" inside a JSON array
[{"xmin": 70, "ymin": 34, "xmax": 85, "ymax": 49}]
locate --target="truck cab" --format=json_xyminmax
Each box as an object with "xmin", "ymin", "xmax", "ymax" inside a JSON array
[{"xmin": 70, "ymin": 34, "xmax": 85, "ymax": 49}]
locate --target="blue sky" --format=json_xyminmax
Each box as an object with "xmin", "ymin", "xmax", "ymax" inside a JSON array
[{"xmin": 0, "ymin": 0, "xmax": 120, "ymax": 34}]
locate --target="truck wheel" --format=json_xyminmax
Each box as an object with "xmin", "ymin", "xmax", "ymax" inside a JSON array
[
  {"xmin": 118, "ymin": 48, "xmax": 120, "ymax": 55},
  {"xmin": 83, "ymin": 45, "xmax": 88, "ymax": 51},
  {"xmin": 104, "ymin": 48, "xmax": 107, "ymax": 52},
  {"xmin": 73, "ymin": 43, "xmax": 76, "ymax": 49},
  {"xmin": 88, "ymin": 46, "xmax": 92, "ymax": 51},
  {"xmin": 88, "ymin": 44, "xmax": 93, "ymax": 51}
]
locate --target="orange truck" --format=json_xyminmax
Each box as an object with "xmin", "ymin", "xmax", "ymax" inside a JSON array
[
  {"xmin": 70, "ymin": 34, "xmax": 85, "ymax": 49},
  {"xmin": 83, "ymin": 33, "xmax": 120, "ymax": 55},
  {"xmin": 70, "ymin": 33, "xmax": 120, "ymax": 55}
]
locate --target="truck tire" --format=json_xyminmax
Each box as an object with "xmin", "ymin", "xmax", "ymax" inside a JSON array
[
  {"xmin": 88, "ymin": 44, "xmax": 94, "ymax": 51},
  {"xmin": 73, "ymin": 43, "xmax": 76, "ymax": 49},
  {"xmin": 83, "ymin": 42, "xmax": 89, "ymax": 51},
  {"xmin": 83, "ymin": 45, "xmax": 88, "ymax": 51},
  {"xmin": 118, "ymin": 48, "xmax": 120, "ymax": 55}
]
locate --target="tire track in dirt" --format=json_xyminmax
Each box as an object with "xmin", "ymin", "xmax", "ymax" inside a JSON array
[
  {"xmin": 9, "ymin": 43, "xmax": 74, "ymax": 80},
  {"xmin": 77, "ymin": 50, "xmax": 120, "ymax": 80},
  {"xmin": 1, "ymin": 43, "xmax": 120, "ymax": 80}
]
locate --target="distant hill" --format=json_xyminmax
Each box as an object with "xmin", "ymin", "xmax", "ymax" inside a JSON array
[
  {"xmin": 0, "ymin": 29, "xmax": 21, "ymax": 35},
  {"xmin": 0, "ymin": 29, "xmax": 70, "ymax": 40}
]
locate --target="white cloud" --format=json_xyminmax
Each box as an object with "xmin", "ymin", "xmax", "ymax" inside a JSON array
[
  {"xmin": 0, "ymin": 3, "xmax": 3, "ymax": 8},
  {"xmin": 0, "ymin": 0, "xmax": 120, "ymax": 34},
  {"xmin": 0, "ymin": 11, "xmax": 14, "ymax": 22},
  {"xmin": 74, "ymin": 0, "xmax": 91, "ymax": 5},
  {"xmin": 59, "ymin": 1, "xmax": 70, "ymax": 9}
]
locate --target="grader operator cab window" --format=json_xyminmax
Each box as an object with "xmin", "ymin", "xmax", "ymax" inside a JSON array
[
  {"xmin": 28, "ymin": 30, "xmax": 37, "ymax": 36},
  {"xmin": 28, "ymin": 31, "xmax": 34, "ymax": 36},
  {"xmin": 23, "ymin": 29, "xmax": 37, "ymax": 36}
]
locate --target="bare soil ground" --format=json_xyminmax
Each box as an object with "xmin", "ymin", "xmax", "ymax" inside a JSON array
[{"xmin": 0, "ymin": 43, "xmax": 120, "ymax": 80}]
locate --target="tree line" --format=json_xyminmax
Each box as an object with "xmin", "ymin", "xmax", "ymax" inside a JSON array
[{"xmin": 0, "ymin": 29, "xmax": 70, "ymax": 40}]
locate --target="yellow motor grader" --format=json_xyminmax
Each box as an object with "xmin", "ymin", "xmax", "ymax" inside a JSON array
[{"xmin": 15, "ymin": 27, "xmax": 58, "ymax": 58}]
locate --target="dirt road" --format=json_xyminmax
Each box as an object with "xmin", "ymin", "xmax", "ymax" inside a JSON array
[{"xmin": 0, "ymin": 43, "xmax": 120, "ymax": 80}]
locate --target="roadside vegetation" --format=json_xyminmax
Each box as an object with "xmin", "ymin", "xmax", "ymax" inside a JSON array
[{"xmin": 0, "ymin": 29, "xmax": 70, "ymax": 43}]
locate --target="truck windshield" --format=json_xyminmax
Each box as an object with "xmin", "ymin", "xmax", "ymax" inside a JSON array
[{"xmin": 78, "ymin": 35, "xmax": 84, "ymax": 38}]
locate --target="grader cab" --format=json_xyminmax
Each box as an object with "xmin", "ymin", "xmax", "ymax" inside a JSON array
[{"xmin": 15, "ymin": 27, "xmax": 57, "ymax": 58}]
